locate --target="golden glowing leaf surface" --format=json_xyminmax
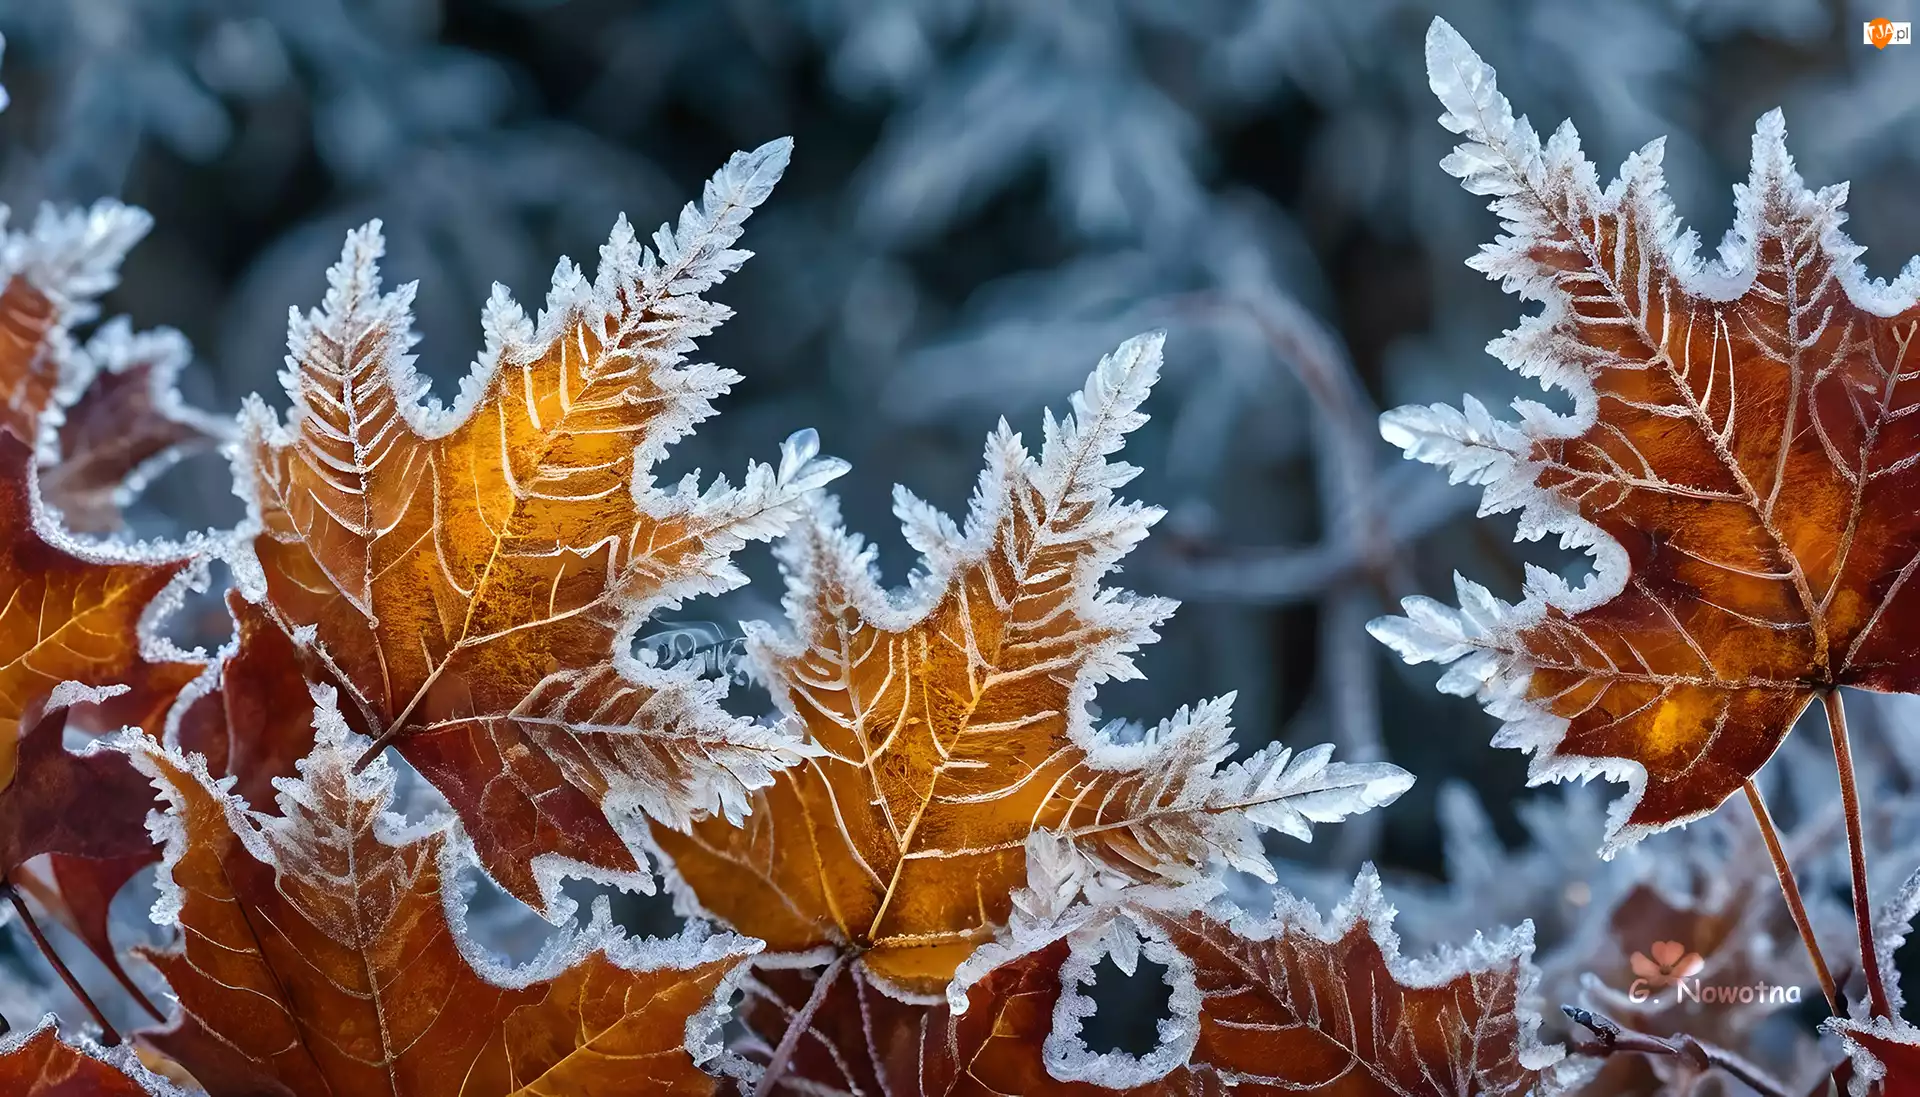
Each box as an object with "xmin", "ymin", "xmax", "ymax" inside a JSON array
[
  {"xmin": 656, "ymin": 336, "xmax": 1411, "ymax": 994},
  {"xmin": 0, "ymin": 433, "xmax": 192, "ymax": 791},
  {"xmin": 1373, "ymin": 20, "xmax": 1920, "ymax": 849},
  {"xmin": 0, "ymin": 275, "xmax": 59, "ymax": 441},
  {"xmin": 131, "ymin": 698, "xmax": 756, "ymax": 1097},
  {"xmin": 237, "ymin": 141, "xmax": 844, "ymax": 910}
]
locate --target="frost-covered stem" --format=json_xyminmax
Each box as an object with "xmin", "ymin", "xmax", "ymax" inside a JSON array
[
  {"xmin": 1741, "ymin": 779, "xmax": 1839, "ymax": 1014},
  {"xmin": 1827, "ymin": 689, "xmax": 1892, "ymax": 1019},
  {"xmin": 754, "ymin": 955, "xmax": 845, "ymax": 1097},
  {"xmin": 3, "ymin": 879, "xmax": 119, "ymax": 1046},
  {"xmin": 1563, "ymin": 1007, "xmax": 1791, "ymax": 1097}
]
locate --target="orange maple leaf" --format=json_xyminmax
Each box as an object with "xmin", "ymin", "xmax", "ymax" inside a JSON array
[
  {"xmin": 0, "ymin": 431, "xmax": 197, "ymax": 794},
  {"xmin": 654, "ymin": 335, "xmax": 1412, "ymax": 996},
  {"xmin": 233, "ymin": 139, "xmax": 845, "ymax": 912},
  {"xmin": 129, "ymin": 691, "xmax": 758, "ymax": 1097},
  {"xmin": 0, "ymin": 275, "xmax": 211, "ymax": 997},
  {"xmin": 1372, "ymin": 20, "xmax": 1920, "ymax": 850},
  {"xmin": 0, "ymin": 203, "xmax": 218, "ymax": 535},
  {"xmin": 729, "ymin": 854, "xmax": 1558, "ymax": 1096},
  {"xmin": 0, "ymin": 1020, "xmax": 175, "ymax": 1096},
  {"xmin": 0, "ymin": 199, "xmax": 153, "ymax": 446}
]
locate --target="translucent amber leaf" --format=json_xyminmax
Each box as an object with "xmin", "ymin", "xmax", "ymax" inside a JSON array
[
  {"xmin": 130, "ymin": 696, "xmax": 757, "ymax": 1097},
  {"xmin": 0, "ymin": 275, "xmax": 60, "ymax": 441},
  {"xmin": 655, "ymin": 335, "xmax": 1411, "ymax": 996},
  {"xmin": 0, "ymin": 1021, "xmax": 172, "ymax": 1096},
  {"xmin": 0, "ymin": 432, "xmax": 194, "ymax": 791},
  {"xmin": 236, "ymin": 140, "xmax": 844, "ymax": 911},
  {"xmin": 1373, "ymin": 19, "xmax": 1920, "ymax": 849}
]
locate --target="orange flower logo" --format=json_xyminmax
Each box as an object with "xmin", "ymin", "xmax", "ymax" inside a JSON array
[{"xmin": 1630, "ymin": 940, "xmax": 1705, "ymax": 989}]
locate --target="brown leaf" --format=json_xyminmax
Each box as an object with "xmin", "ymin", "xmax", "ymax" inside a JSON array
[
  {"xmin": 1375, "ymin": 22, "xmax": 1920, "ymax": 847},
  {"xmin": 656, "ymin": 338, "xmax": 1410, "ymax": 994},
  {"xmin": 0, "ymin": 431, "xmax": 195, "ymax": 795},
  {"xmin": 739, "ymin": 869, "xmax": 1559, "ymax": 1096},
  {"xmin": 40, "ymin": 321, "xmax": 229, "ymax": 535},
  {"xmin": 130, "ymin": 691, "xmax": 757, "ymax": 1097},
  {"xmin": 0, "ymin": 708, "xmax": 156, "ymax": 875},
  {"xmin": 236, "ymin": 149, "xmax": 841, "ymax": 911},
  {"xmin": 173, "ymin": 591, "xmax": 319, "ymax": 810},
  {"xmin": 0, "ymin": 423, "xmax": 200, "ymax": 997},
  {"xmin": 0, "ymin": 1020, "xmax": 169, "ymax": 1096}
]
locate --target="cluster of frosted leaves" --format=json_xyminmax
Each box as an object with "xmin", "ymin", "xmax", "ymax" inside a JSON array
[
  {"xmin": 0, "ymin": 193, "xmax": 240, "ymax": 1084},
  {"xmin": 0, "ymin": 196, "xmax": 214, "ymax": 755},
  {"xmin": 724, "ymin": 832, "xmax": 1565, "ymax": 1096},
  {"xmin": 0, "ymin": 194, "xmax": 235, "ymax": 1004},
  {"xmin": 124, "ymin": 688, "xmax": 758, "ymax": 1097},
  {"xmin": 1369, "ymin": 18, "xmax": 1920, "ymax": 854},
  {"xmin": 231, "ymin": 137, "xmax": 847, "ymax": 915}
]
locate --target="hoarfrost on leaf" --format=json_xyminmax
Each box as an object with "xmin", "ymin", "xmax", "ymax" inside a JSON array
[
  {"xmin": 653, "ymin": 332, "xmax": 1412, "ymax": 998},
  {"xmin": 126, "ymin": 687, "xmax": 759, "ymax": 1097},
  {"xmin": 231, "ymin": 138, "xmax": 845, "ymax": 915},
  {"xmin": 1372, "ymin": 16, "xmax": 1920, "ymax": 855}
]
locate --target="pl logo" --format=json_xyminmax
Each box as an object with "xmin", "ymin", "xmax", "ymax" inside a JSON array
[{"xmin": 1866, "ymin": 18, "xmax": 1913, "ymax": 48}]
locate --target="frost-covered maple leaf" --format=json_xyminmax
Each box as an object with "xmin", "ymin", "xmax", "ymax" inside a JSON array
[
  {"xmin": 230, "ymin": 138, "xmax": 847, "ymax": 913},
  {"xmin": 0, "ymin": 428, "xmax": 200, "ymax": 800},
  {"xmin": 730, "ymin": 835, "xmax": 1564, "ymax": 1096},
  {"xmin": 654, "ymin": 333, "xmax": 1413, "ymax": 1001},
  {"xmin": 1371, "ymin": 18, "xmax": 1920, "ymax": 851},
  {"xmin": 128, "ymin": 689, "xmax": 757, "ymax": 1097}
]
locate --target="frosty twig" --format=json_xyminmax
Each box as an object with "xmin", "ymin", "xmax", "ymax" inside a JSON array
[
  {"xmin": 1828, "ymin": 690, "xmax": 1892, "ymax": 1019},
  {"xmin": 2, "ymin": 880, "xmax": 117, "ymax": 1046}
]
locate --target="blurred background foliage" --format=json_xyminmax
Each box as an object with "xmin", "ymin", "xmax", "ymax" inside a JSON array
[{"xmin": 1, "ymin": 0, "xmax": 1918, "ymax": 924}]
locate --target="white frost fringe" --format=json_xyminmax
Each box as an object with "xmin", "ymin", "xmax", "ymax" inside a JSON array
[
  {"xmin": 220, "ymin": 139, "xmax": 848, "ymax": 913},
  {"xmin": 734, "ymin": 333, "xmax": 1410, "ymax": 898},
  {"xmin": 1369, "ymin": 18, "xmax": 1920, "ymax": 856},
  {"xmin": 951, "ymin": 838, "xmax": 1570, "ymax": 1092}
]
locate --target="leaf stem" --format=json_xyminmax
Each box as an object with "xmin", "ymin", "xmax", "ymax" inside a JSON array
[
  {"xmin": 754, "ymin": 955, "xmax": 845, "ymax": 1097},
  {"xmin": 1563, "ymin": 1006, "xmax": 1793, "ymax": 1097},
  {"xmin": 2, "ymin": 879, "xmax": 119, "ymax": 1046},
  {"xmin": 1826, "ymin": 688, "xmax": 1893, "ymax": 1019},
  {"xmin": 1741, "ymin": 778, "xmax": 1839, "ymax": 1013}
]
